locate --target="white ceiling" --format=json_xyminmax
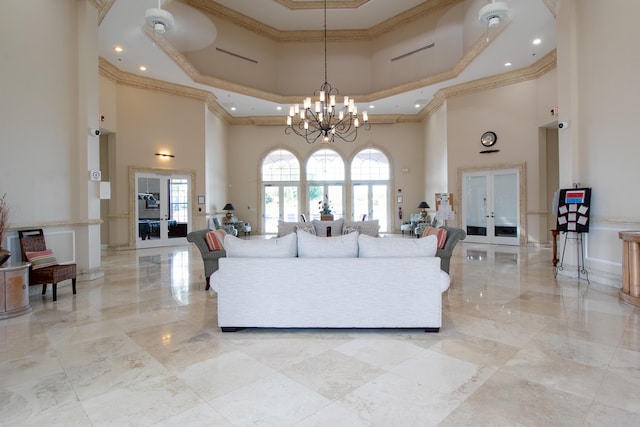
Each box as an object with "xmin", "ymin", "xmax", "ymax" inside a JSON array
[{"xmin": 98, "ymin": 0, "xmax": 556, "ymax": 117}]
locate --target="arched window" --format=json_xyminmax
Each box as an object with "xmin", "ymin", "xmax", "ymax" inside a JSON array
[
  {"xmin": 351, "ymin": 148, "xmax": 390, "ymax": 231},
  {"xmin": 261, "ymin": 149, "xmax": 300, "ymax": 233},
  {"xmin": 306, "ymin": 149, "xmax": 345, "ymax": 220}
]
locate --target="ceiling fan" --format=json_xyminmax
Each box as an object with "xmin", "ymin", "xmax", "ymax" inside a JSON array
[
  {"xmin": 478, "ymin": 0, "xmax": 510, "ymax": 28},
  {"xmin": 145, "ymin": 0, "xmax": 174, "ymax": 35}
]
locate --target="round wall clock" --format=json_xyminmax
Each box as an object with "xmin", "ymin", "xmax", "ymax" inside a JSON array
[{"xmin": 481, "ymin": 131, "xmax": 497, "ymax": 147}]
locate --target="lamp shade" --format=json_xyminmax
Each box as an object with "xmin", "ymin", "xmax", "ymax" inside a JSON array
[
  {"xmin": 418, "ymin": 201, "xmax": 430, "ymax": 209},
  {"xmin": 223, "ymin": 203, "xmax": 235, "ymax": 211}
]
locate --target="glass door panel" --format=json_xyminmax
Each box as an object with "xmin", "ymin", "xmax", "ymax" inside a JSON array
[
  {"xmin": 263, "ymin": 185, "xmax": 281, "ymax": 234},
  {"xmin": 308, "ymin": 184, "xmax": 343, "ymax": 221},
  {"xmin": 353, "ymin": 185, "xmax": 368, "ymax": 220},
  {"xmin": 282, "ymin": 186, "xmax": 299, "ymax": 223},
  {"xmin": 372, "ymin": 185, "xmax": 388, "ymax": 232},
  {"xmin": 493, "ymin": 171, "xmax": 518, "ymax": 238},
  {"xmin": 463, "ymin": 173, "xmax": 488, "ymax": 241}
]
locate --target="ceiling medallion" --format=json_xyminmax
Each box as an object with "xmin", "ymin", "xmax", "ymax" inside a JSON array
[{"xmin": 284, "ymin": 0, "xmax": 370, "ymax": 144}]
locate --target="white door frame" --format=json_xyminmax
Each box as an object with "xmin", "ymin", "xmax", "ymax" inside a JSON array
[
  {"xmin": 129, "ymin": 167, "xmax": 195, "ymax": 248},
  {"xmin": 458, "ymin": 164, "xmax": 526, "ymax": 246}
]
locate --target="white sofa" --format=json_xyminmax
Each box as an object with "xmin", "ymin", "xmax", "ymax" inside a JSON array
[{"xmin": 210, "ymin": 231, "xmax": 450, "ymax": 332}]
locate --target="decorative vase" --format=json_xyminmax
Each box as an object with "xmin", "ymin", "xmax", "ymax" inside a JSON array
[{"xmin": 0, "ymin": 248, "xmax": 10, "ymax": 266}]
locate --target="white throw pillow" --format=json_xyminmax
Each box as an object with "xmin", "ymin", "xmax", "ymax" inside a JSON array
[
  {"xmin": 277, "ymin": 220, "xmax": 307, "ymax": 237},
  {"xmin": 343, "ymin": 219, "xmax": 380, "ymax": 237},
  {"xmin": 297, "ymin": 229, "xmax": 359, "ymax": 257},
  {"xmin": 358, "ymin": 234, "xmax": 437, "ymax": 258},
  {"xmin": 224, "ymin": 232, "xmax": 297, "ymax": 257}
]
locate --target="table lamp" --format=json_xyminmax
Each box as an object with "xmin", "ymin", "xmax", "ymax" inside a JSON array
[
  {"xmin": 418, "ymin": 201, "xmax": 430, "ymax": 220},
  {"xmin": 223, "ymin": 203, "xmax": 235, "ymax": 220}
]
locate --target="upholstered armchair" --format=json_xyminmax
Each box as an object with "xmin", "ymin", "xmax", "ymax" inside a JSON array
[
  {"xmin": 400, "ymin": 213, "xmax": 423, "ymax": 236},
  {"xmin": 187, "ymin": 229, "xmax": 227, "ymax": 290},
  {"xmin": 211, "ymin": 216, "xmax": 237, "ymax": 237}
]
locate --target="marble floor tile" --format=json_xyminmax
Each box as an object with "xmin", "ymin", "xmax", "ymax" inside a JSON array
[{"xmin": 1, "ymin": 240, "xmax": 638, "ymax": 426}]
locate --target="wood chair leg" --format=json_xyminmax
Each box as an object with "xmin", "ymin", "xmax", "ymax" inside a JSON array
[
  {"xmin": 72, "ymin": 278, "xmax": 77, "ymax": 295},
  {"xmin": 52, "ymin": 283, "xmax": 57, "ymax": 301},
  {"xmin": 205, "ymin": 276, "xmax": 211, "ymax": 291},
  {"xmin": 42, "ymin": 284, "xmax": 47, "ymax": 295}
]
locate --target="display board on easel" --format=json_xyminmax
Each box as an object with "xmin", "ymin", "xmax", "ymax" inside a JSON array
[
  {"xmin": 556, "ymin": 187, "xmax": 592, "ymax": 232},
  {"xmin": 435, "ymin": 193, "xmax": 455, "ymax": 221}
]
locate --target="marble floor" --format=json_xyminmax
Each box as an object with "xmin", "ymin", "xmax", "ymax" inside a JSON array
[{"xmin": 1, "ymin": 239, "xmax": 639, "ymax": 426}]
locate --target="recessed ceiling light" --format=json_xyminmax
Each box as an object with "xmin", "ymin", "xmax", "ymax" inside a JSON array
[
  {"xmin": 533, "ymin": 38, "xmax": 541, "ymax": 45},
  {"xmin": 415, "ymin": 104, "xmax": 421, "ymax": 108},
  {"xmin": 505, "ymin": 62, "xmax": 512, "ymax": 67},
  {"xmin": 114, "ymin": 46, "xmax": 124, "ymax": 53},
  {"xmin": 369, "ymin": 105, "xmax": 375, "ymax": 109},
  {"xmin": 139, "ymin": 65, "xmax": 147, "ymax": 71},
  {"xmin": 276, "ymin": 106, "xmax": 282, "ymax": 111},
  {"xmin": 230, "ymin": 107, "xmax": 236, "ymax": 111}
]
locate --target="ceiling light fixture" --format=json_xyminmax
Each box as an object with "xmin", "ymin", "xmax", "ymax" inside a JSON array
[
  {"xmin": 285, "ymin": 0, "xmax": 370, "ymax": 144},
  {"xmin": 145, "ymin": 0, "xmax": 174, "ymax": 35},
  {"xmin": 155, "ymin": 152, "xmax": 174, "ymax": 158}
]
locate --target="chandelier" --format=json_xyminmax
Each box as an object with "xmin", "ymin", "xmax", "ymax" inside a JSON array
[{"xmin": 285, "ymin": 0, "xmax": 370, "ymax": 144}]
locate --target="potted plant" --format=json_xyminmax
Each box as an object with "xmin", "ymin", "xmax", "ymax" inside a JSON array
[
  {"xmin": 0, "ymin": 194, "xmax": 10, "ymax": 266},
  {"xmin": 319, "ymin": 195, "xmax": 333, "ymax": 221}
]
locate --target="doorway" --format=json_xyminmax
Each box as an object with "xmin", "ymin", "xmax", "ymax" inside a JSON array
[
  {"xmin": 353, "ymin": 183, "xmax": 388, "ymax": 231},
  {"xmin": 263, "ymin": 184, "xmax": 299, "ymax": 234},
  {"xmin": 461, "ymin": 166, "xmax": 523, "ymax": 245},
  {"xmin": 133, "ymin": 169, "xmax": 194, "ymax": 248}
]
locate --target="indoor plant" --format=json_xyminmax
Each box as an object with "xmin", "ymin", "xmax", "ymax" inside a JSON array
[{"xmin": 0, "ymin": 193, "xmax": 10, "ymax": 265}]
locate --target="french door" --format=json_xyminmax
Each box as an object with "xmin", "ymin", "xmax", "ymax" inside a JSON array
[
  {"xmin": 135, "ymin": 172, "xmax": 192, "ymax": 248},
  {"xmin": 462, "ymin": 168, "xmax": 520, "ymax": 245},
  {"xmin": 353, "ymin": 183, "xmax": 388, "ymax": 232},
  {"xmin": 263, "ymin": 184, "xmax": 299, "ymax": 234}
]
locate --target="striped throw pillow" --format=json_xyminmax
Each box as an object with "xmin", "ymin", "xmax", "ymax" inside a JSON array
[
  {"xmin": 422, "ymin": 226, "xmax": 448, "ymax": 249},
  {"xmin": 205, "ymin": 229, "xmax": 226, "ymax": 251},
  {"xmin": 26, "ymin": 249, "xmax": 58, "ymax": 270}
]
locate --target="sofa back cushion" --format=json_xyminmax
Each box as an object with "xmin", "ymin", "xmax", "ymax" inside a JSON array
[
  {"xmin": 358, "ymin": 234, "xmax": 437, "ymax": 258},
  {"xmin": 343, "ymin": 219, "xmax": 380, "ymax": 237},
  {"xmin": 277, "ymin": 220, "xmax": 308, "ymax": 237},
  {"xmin": 224, "ymin": 232, "xmax": 297, "ymax": 258},
  {"xmin": 297, "ymin": 229, "xmax": 359, "ymax": 257},
  {"xmin": 312, "ymin": 219, "xmax": 344, "ymax": 237}
]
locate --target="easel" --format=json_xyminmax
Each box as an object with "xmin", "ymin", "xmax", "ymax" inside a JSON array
[{"xmin": 555, "ymin": 231, "xmax": 590, "ymax": 283}]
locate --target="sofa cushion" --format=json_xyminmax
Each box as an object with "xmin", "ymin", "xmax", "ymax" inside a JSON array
[
  {"xmin": 297, "ymin": 229, "xmax": 359, "ymax": 257},
  {"xmin": 358, "ymin": 234, "xmax": 437, "ymax": 258},
  {"xmin": 312, "ymin": 219, "xmax": 344, "ymax": 237},
  {"xmin": 224, "ymin": 232, "xmax": 297, "ymax": 258},
  {"xmin": 277, "ymin": 220, "xmax": 307, "ymax": 237},
  {"xmin": 295, "ymin": 223, "xmax": 316, "ymax": 235},
  {"xmin": 343, "ymin": 219, "xmax": 380, "ymax": 237},
  {"xmin": 422, "ymin": 226, "xmax": 448, "ymax": 249}
]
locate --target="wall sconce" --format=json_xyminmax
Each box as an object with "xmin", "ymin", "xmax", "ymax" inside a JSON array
[{"xmin": 155, "ymin": 152, "xmax": 175, "ymax": 158}]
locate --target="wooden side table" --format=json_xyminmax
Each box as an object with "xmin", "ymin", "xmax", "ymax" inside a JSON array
[
  {"xmin": 551, "ymin": 229, "xmax": 560, "ymax": 266},
  {"xmin": 619, "ymin": 231, "xmax": 640, "ymax": 307},
  {"xmin": 0, "ymin": 262, "xmax": 32, "ymax": 319}
]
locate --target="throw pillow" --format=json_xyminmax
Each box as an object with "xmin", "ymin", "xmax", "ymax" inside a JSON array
[
  {"xmin": 312, "ymin": 219, "xmax": 344, "ymax": 237},
  {"xmin": 295, "ymin": 224, "xmax": 316, "ymax": 235},
  {"xmin": 357, "ymin": 234, "xmax": 437, "ymax": 258},
  {"xmin": 205, "ymin": 229, "xmax": 226, "ymax": 251},
  {"xmin": 342, "ymin": 225, "xmax": 358, "ymax": 235},
  {"xmin": 25, "ymin": 249, "xmax": 59, "ymax": 270},
  {"xmin": 297, "ymin": 229, "xmax": 359, "ymax": 257},
  {"xmin": 277, "ymin": 220, "xmax": 307, "ymax": 237},
  {"xmin": 224, "ymin": 232, "xmax": 297, "ymax": 258},
  {"xmin": 422, "ymin": 226, "xmax": 448, "ymax": 249}
]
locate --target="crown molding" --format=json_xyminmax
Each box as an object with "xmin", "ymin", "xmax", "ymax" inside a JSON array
[
  {"xmin": 187, "ymin": 0, "xmax": 464, "ymax": 42},
  {"xmin": 93, "ymin": 0, "xmax": 116, "ymax": 26},
  {"xmin": 419, "ymin": 49, "xmax": 557, "ymax": 119},
  {"xmin": 274, "ymin": 0, "xmax": 370, "ymax": 10},
  {"xmin": 98, "ymin": 57, "xmax": 233, "ymax": 123}
]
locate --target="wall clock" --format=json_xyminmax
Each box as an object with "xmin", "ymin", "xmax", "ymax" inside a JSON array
[{"xmin": 481, "ymin": 131, "xmax": 497, "ymax": 147}]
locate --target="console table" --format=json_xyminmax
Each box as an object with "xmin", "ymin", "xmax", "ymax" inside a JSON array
[
  {"xmin": 619, "ymin": 231, "xmax": 640, "ymax": 307},
  {"xmin": 0, "ymin": 262, "xmax": 32, "ymax": 319}
]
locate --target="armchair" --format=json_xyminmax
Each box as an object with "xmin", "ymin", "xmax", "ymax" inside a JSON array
[
  {"xmin": 211, "ymin": 216, "xmax": 237, "ymax": 237},
  {"xmin": 187, "ymin": 229, "xmax": 227, "ymax": 290},
  {"xmin": 400, "ymin": 213, "xmax": 424, "ymax": 236}
]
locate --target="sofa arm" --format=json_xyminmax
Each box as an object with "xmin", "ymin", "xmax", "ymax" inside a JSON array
[
  {"xmin": 187, "ymin": 229, "xmax": 227, "ymax": 278},
  {"xmin": 435, "ymin": 227, "xmax": 466, "ymax": 273}
]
